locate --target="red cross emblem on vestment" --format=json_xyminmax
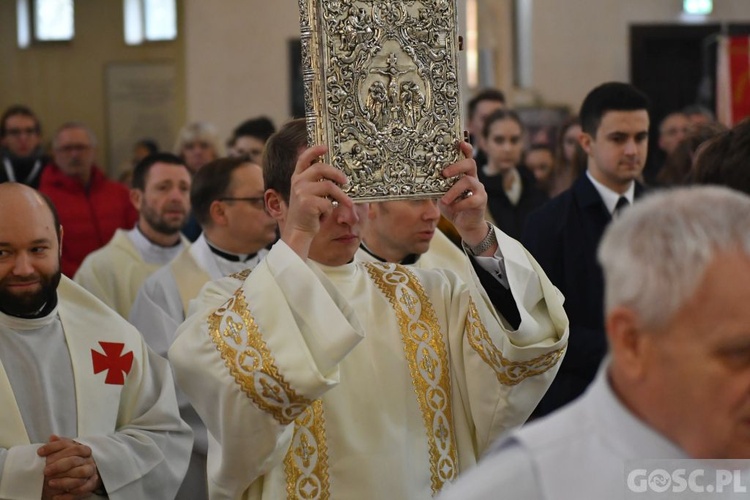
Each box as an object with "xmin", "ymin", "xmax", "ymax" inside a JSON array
[{"xmin": 91, "ymin": 342, "xmax": 134, "ymax": 385}]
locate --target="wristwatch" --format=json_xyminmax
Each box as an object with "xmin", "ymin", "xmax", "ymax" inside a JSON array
[{"xmin": 462, "ymin": 222, "xmax": 497, "ymax": 256}]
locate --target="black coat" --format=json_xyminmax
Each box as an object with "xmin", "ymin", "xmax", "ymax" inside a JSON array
[
  {"xmin": 521, "ymin": 174, "xmax": 645, "ymax": 417},
  {"xmin": 478, "ymin": 165, "xmax": 548, "ymax": 240}
]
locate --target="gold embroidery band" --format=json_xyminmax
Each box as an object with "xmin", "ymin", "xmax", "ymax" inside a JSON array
[
  {"xmin": 284, "ymin": 400, "xmax": 330, "ymax": 499},
  {"xmin": 207, "ymin": 287, "xmax": 312, "ymax": 425},
  {"xmin": 365, "ymin": 262, "xmax": 458, "ymax": 495},
  {"xmin": 465, "ymin": 299, "xmax": 565, "ymax": 385}
]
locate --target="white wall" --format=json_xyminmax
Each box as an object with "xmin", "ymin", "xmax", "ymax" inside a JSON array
[
  {"xmin": 183, "ymin": 0, "xmax": 471, "ymax": 137},
  {"xmin": 183, "ymin": 0, "xmax": 301, "ymax": 140},
  {"xmin": 529, "ymin": 0, "xmax": 750, "ymax": 111}
]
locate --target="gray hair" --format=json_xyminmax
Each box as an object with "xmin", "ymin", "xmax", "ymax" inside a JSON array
[
  {"xmin": 52, "ymin": 122, "xmax": 97, "ymax": 148},
  {"xmin": 173, "ymin": 121, "xmax": 223, "ymax": 157},
  {"xmin": 598, "ymin": 186, "xmax": 750, "ymax": 330}
]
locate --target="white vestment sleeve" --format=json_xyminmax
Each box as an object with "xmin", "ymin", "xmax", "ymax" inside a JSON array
[
  {"xmin": 76, "ymin": 343, "xmax": 193, "ymax": 499},
  {"xmin": 0, "ymin": 445, "xmax": 45, "ymax": 499},
  {"xmin": 445, "ymin": 229, "xmax": 569, "ymax": 455},
  {"xmin": 129, "ymin": 274, "xmax": 183, "ymax": 359},
  {"xmin": 170, "ymin": 241, "xmax": 365, "ymax": 499}
]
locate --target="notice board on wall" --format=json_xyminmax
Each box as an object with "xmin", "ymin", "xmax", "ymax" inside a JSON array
[{"xmin": 105, "ymin": 62, "xmax": 177, "ymax": 178}]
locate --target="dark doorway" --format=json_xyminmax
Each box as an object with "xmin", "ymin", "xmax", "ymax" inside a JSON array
[{"xmin": 630, "ymin": 23, "xmax": 750, "ymax": 183}]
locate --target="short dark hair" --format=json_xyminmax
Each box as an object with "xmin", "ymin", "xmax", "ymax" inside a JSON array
[
  {"xmin": 131, "ymin": 153, "xmax": 187, "ymax": 191},
  {"xmin": 228, "ymin": 116, "xmax": 277, "ymax": 147},
  {"xmin": 262, "ymin": 118, "xmax": 309, "ymax": 203},
  {"xmin": 482, "ymin": 109, "xmax": 524, "ymax": 138},
  {"xmin": 191, "ymin": 157, "xmax": 253, "ymax": 226},
  {"xmin": 468, "ymin": 89, "xmax": 506, "ymax": 119},
  {"xmin": 135, "ymin": 138, "xmax": 159, "ymax": 155},
  {"xmin": 690, "ymin": 118, "xmax": 750, "ymax": 195},
  {"xmin": 579, "ymin": 82, "xmax": 650, "ymax": 136},
  {"xmin": 1, "ymin": 105, "xmax": 41, "ymax": 138}
]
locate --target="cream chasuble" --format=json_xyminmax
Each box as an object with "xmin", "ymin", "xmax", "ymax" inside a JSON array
[
  {"xmin": 74, "ymin": 229, "xmax": 185, "ymax": 318},
  {"xmin": 130, "ymin": 245, "xmax": 212, "ymax": 358},
  {"xmin": 171, "ymin": 228, "xmax": 568, "ymax": 500},
  {"xmin": 0, "ymin": 277, "xmax": 192, "ymax": 499},
  {"xmin": 129, "ymin": 234, "xmax": 268, "ymax": 500}
]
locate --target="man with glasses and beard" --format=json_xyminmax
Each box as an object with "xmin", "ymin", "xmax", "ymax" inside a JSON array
[
  {"xmin": 75, "ymin": 153, "xmax": 191, "ymax": 319},
  {"xmin": 0, "ymin": 183, "xmax": 191, "ymax": 498}
]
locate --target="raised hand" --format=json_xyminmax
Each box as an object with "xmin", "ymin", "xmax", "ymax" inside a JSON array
[
  {"xmin": 439, "ymin": 141, "xmax": 493, "ymax": 250},
  {"xmin": 282, "ymin": 144, "xmax": 352, "ymax": 260}
]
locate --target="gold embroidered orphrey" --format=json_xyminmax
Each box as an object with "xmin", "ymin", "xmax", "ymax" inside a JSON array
[
  {"xmin": 298, "ymin": 0, "xmax": 464, "ymax": 201},
  {"xmin": 365, "ymin": 262, "xmax": 459, "ymax": 494},
  {"xmin": 207, "ymin": 287, "xmax": 313, "ymax": 426},
  {"xmin": 284, "ymin": 401, "xmax": 331, "ymax": 500},
  {"xmin": 465, "ymin": 300, "xmax": 566, "ymax": 386}
]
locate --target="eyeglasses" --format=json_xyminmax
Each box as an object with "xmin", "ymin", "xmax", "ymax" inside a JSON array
[
  {"xmin": 218, "ymin": 197, "xmax": 265, "ymax": 209},
  {"xmin": 5, "ymin": 127, "xmax": 38, "ymax": 137},
  {"xmin": 55, "ymin": 144, "xmax": 92, "ymax": 154}
]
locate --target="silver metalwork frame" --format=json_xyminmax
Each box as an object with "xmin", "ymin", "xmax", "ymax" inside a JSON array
[{"xmin": 298, "ymin": 0, "xmax": 464, "ymax": 202}]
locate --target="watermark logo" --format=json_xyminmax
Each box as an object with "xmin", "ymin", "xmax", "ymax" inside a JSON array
[{"xmin": 625, "ymin": 460, "xmax": 750, "ymax": 498}]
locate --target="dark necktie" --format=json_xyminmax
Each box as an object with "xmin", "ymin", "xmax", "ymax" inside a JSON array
[{"xmin": 613, "ymin": 196, "xmax": 630, "ymax": 218}]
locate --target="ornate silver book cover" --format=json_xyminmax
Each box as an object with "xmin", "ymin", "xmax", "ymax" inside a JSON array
[{"xmin": 298, "ymin": 0, "xmax": 464, "ymax": 202}]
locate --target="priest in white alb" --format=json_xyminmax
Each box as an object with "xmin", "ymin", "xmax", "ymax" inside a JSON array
[
  {"xmin": 170, "ymin": 119, "xmax": 568, "ymax": 499},
  {"xmin": 0, "ymin": 183, "xmax": 192, "ymax": 499},
  {"xmin": 74, "ymin": 153, "xmax": 191, "ymax": 318},
  {"xmin": 129, "ymin": 157, "xmax": 278, "ymax": 500}
]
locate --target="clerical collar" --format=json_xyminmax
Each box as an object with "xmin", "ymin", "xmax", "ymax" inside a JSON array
[
  {"xmin": 359, "ymin": 242, "xmax": 419, "ymax": 265},
  {"xmin": 205, "ymin": 241, "xmax": 257, "ymax": 263},
  {"xmin": 0, "ymin": 292, "xmax": 58, "ymax": 323}
]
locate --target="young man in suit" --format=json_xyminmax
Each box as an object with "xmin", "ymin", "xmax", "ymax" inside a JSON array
[{"xmin": 522, "ymin": 81, "xmax": 650, "ymax": 417}]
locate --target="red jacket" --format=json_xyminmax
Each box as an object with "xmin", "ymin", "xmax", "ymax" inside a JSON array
[{"xmin": 38, "ymin": 163, "xmax": 138, "ymax": 277}]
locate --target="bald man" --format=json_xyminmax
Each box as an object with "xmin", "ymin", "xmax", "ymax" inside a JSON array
[{"xmin": 0, "ymin": 183, "xmax": 191, "ymax": 498}]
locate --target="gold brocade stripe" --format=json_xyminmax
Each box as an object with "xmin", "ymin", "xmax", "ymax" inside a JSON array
[
  {"xmin": 207, "ymin": 286, "xmax": 312, "ymax": 425},
  {"xmin": 284, "ymin": 400, "xmax": 330, "ymax": 500},
  {"xmin": 465, "ymin": 299, "xmax": 565, "ymax": 385},
  {"xmin": 365, "ymin": 262, "xmax": 458, "ymax": 495},
  {"xmin": 228, "ymin": 268, "xmax": 253, "ymax": 281}
]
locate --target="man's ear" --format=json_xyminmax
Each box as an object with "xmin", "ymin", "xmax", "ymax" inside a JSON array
[
  {"xmin": 129, "ymin": 189, "xmax": 143, "ymax": 211},
  {"xmin": 58, "ymin": 225, "xmax": 64, "ymax": 256},
  {"xmin": 579, "ymin": 131, "xmax": 594, "ymax": 156},
  {"xmin": 607, "ymin": 306, "xmax": 648, "ymax": 381},
  {"xmin": 209, "ymin": 200, "xmax": 229, "ymax": 227},
  {"xmin": 265, "ymin": 190, "xmax": 285, "ymax": 221}
]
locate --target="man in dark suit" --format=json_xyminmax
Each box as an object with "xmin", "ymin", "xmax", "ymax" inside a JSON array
[{"xmin": 522, "ymin": 82, "xmax": 650, "ymax": 418}]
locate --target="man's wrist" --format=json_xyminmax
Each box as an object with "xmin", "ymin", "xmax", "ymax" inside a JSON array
[{"xmin": 462, "ymin": 222, "xmax": 497, "ymax": 256}]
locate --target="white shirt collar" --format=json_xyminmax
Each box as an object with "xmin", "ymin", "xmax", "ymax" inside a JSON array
[
  {"xmin": 505, "ymin": 168, "xmax": 522, "ymax": 206},
  {"xmin": 586, "ymin": 171, "xmax": 635, "ymax": 215},
  {"xmin": 128, "ymin": 226, "xmax": 185, "ymax": 265}
]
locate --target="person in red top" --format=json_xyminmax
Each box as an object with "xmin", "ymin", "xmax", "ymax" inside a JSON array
[{"xmin": 38, "ymin": 122, "xmax": 137, "ymax": 277}]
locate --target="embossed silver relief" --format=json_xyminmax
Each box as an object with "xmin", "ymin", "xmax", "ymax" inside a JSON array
[{"xmin": 299, "ymin": 0, "xmax": 464, "ymax": 201}]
